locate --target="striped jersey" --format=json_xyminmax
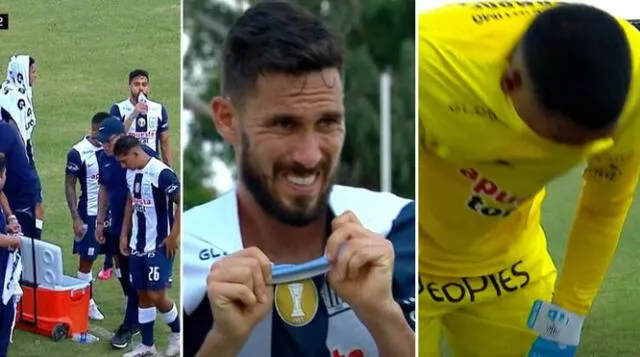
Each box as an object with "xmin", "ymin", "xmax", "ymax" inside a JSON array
[
  {"xmin": 109, "ymin": 98, "xmax": 169, "ymax": 154},
  {"xmin": 183, "ymin": 185, "xmax": 416, "ymax": 357},
  {"xmin": 65, "ymin": 137, "xmax": 102, "ymax": 218},
  {"xmin": 126, "ymin": 157, "xmax": 179, "ymax": 254}
]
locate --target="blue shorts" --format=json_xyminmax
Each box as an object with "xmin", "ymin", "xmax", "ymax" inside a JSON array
[
  {"xmin": 72, "ymin": 216, "xmax": 101, "ymax": 261},
  {"xmin": 129, "ymin": 248, "xmax": 173, "ymax": 291},
  {"xmin": 0, "ymin": 296, "xmax": 15, "ymax": 357}
]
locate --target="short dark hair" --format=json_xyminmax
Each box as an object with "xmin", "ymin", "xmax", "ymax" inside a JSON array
[
  {"xmin": 113, "ymin": 135, "xmax": 141, "ymax": 157},
  {"xmin": 91, "ymin": 112, "xmax": 111, "ymax": 126},
  {"xmin": 221, "ymin": 1, "xmax": 344, "ymax": 106},
  {"xmin": 523, "ymin": 4, "xmax": 631, "ymax": 131},
  {"xmin": 29, "ymin": 57, "xmax": 35, "ymax": 67},
  {"xmin": 129, "ymin": 69, "xmax": 149, "ymax": 83}
]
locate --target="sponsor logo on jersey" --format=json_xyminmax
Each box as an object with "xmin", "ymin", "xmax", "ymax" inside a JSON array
[
  {"xmin": 460, "ymin": 167, "xmax": 531, "ymax": 217},
  {"xmin": 421, "ymin": 260, "xmax": 530, "ymax": 304},
  {"xmin": 198, "ymin": 248, "xmax": 227, "ymax": 261},
  {"xmin": 275, "ymin": 278, "xmax": 318, "ymax": 327},
  {"xmin": 331, "ymin": 349, "xmax": 365, "ymax": 357}
]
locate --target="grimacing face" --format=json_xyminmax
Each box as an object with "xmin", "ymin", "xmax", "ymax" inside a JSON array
[{"xmin": 237, "ymin": 69, "xmax": 345, "ymax": 226}]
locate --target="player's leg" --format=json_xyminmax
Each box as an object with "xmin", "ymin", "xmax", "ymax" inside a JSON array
[
  {"xmin": 123, "ymin": 254, "xmax": 158, "ymax": 357},
  {"xmin": 73, "ymin": 216, "xmax": 104, "ymax": 320},
  {"xmin": 98, "ymin": 250, "xmax": 114, "ymax": 280},
  {"xmin": 111, "ymin": 244, "xmax": 140, "ymax": 349},
  {"xmin": 0, "ymin": 297, "xmax": 14, "ymax": 357},
  {"xmin": 148, "ymin": 250, "xmax": 180, "ymax": 356},
  {"xmin": 443, "ymin": 271, "xmax": 556, "ymax": 357}
]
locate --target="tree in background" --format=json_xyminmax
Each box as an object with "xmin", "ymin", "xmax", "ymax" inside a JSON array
[{"xmin": 183, "ymin": 0, "xmax": 415, "ymax": 210}]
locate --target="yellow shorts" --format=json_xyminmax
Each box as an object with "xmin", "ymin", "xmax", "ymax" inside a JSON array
[{"xmin": 418, "ymin": 253, "xmax": 557, "ymax": 357}]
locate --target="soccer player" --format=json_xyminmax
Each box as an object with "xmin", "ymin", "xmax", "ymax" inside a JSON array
[
  {"xmin": 0, "ymin": 154, "xmax": 23, "ymax": 357},
  {"xmin": 95, "ymin": 115, "xmax": 154, "ymax": 349},
  {"xmin": 113, "ymin": 135, "xmax": 180, "ymax": 357},
  {"xmin": 108, "ymin": 69, "xmax": 172, "ymax": 166},
  {"xmin": 182, "ymin": 3, "xmax": 415, "ymax": 357},
  {"xmin": 0, "ymin": 55, "xmax": 41, "ymax": 239},
  {"xmin": 64, "ymin": 113, "xmax": 107, "ymax": 321},
  {"xmin": 419, "ymin": 2, "xmax": 640, "ymax": 356}
]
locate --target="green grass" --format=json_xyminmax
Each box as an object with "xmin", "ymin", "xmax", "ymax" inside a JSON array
[{"xmin": 0, "ymin": 1, "xmax": 181, "ymax": 355}]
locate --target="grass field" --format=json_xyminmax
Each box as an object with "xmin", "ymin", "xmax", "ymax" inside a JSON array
[{"xmin": 0, "ymin": 1, "xmax": 181, "ymax": 356}]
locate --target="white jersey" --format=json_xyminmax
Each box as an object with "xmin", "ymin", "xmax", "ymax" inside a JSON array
[
  {"xmin": 183, "ymin": 185, "xmax": 416, "ymax": 357},
  {"xmin": 110, "ymin": 98, "xmax": 169, "ymax": 154},
  {"xmin": 65, "ymin": 137, "xmax": 102, "ymax": 217},
  {"xmin": 126, "ymin": 157, "xmax": 179, "ymax": 254}
]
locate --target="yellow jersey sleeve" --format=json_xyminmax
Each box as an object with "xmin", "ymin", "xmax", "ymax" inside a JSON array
[{"xmin": 554, "ymin": 19, "xmax": 640, "ymax": 315}]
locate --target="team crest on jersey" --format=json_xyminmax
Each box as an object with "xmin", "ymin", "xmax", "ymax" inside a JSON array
[
  {"xmin": 137, "ymin": 117, "xmax": 146, "ymax": 127},
  {"xmin": 274, "ymin": 278, "xmax": 318, "ymax": 327}
]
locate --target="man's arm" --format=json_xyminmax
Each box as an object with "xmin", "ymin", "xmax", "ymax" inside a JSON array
[
  {"xmin": 97, "ymin": 184, "xmax": 108, "ymax": 225},
  {"xmin": 0, "ymin": 191, "xmax": 13, "ymax": 219},
  {"xmin": 553, "ymin": 153, "xmax": 640, "ymax": 315},
  {"xmin": 121, "ymin": 193, "xmax": 133, "ymax": 239},
  {"xmin": 64, "ymin": 174, "xmax": 80, "ymax": 221},
  {"xmin": 64, "ymin": 149, "xmax": 82, "ymax": 222},
  {"xmin": 159, "ymin": 105, "xmax": 172, "ymax": 166}
]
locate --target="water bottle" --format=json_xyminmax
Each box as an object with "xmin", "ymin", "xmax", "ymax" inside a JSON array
[
  {"xmin": 71, "ymin": 332, "xmax": 99, "ymax": 344},
  {"xmin": 138, "ymin": 92, "xmax": 147, "ymax": 103}
]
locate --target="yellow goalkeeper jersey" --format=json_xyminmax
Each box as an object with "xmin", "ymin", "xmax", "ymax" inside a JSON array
[{"xmin": 419, "ymin": 1, "xmax": 640, "ymax": 315}]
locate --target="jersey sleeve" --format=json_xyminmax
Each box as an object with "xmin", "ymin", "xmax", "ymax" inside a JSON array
[
  {"xmin": 388, "ymin": 201, "xmax": 416, "ymax": 330},
  {"xmin": 158, "ymin": 168, "xmax": 180, "ymax": 200},
  {"xmin": 158, "ymin": 105, "xmax": 169, "ymax": 134},
  {"xmin": 553, "ymin": 19, "xmax": 640, "ymax": 316},
  {"xmin": 109, "ymin": 104, "xmax": 122, "ymax": 120},
  {"xmin": 65, "ymin": 148, "xmax": 82, "ymax": 177}
]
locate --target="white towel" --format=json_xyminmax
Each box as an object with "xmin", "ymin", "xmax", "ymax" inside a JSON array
[{"xmin": 2, "ymin": 246, "xmax": 23, "ymax": 306}]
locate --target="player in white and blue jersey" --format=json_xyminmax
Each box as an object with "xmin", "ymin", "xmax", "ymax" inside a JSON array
[
  {"xmin": 96, "ymin": 115, "xmax": 161, "ymax": 349},
  {"xmin": 64, "ymin": 113, "xmax": 107, "ymax": 321},
  {"xmin": 183, "ymin": 3, "xmax": 415, "ymax": 357},
  {"xmin": 0, "ymin": 154, "xmax": 23, "ymax": 357},
  {"xmin": 113, "ymin": 135, "xmax": 180, "ymax": 357},
  {"xmin": 0, "ymin": 54, "xmax": 42, "ymax": 240},
  {"xmin": 108, "ymin": 69, "xmax": 172, "ymax": 166}
]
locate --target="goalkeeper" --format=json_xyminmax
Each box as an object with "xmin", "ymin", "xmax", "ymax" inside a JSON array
[{"xmin": 419, "ymin": 2, "xmax": 640, "ymax": 356}]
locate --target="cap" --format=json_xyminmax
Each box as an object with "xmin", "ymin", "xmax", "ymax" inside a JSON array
[{"xmin": 97, "ymin": 116, "xmax": 125, "ymax": 143}]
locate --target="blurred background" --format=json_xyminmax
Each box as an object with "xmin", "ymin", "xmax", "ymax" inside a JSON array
[{"xmin": 182, "ymin": 0, "xmax": 416, "ymax": 210}]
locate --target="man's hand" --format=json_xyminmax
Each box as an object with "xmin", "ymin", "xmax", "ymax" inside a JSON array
[
  {"xmin": 95, "ymin": 221, "xmax": 105, "ymax": 244},
  {"xmin": 73, "ymin": 217, "xmax": 86, "ymax": 240},
  {"xmin": 162, "ymin": 233, "xmax": 179, "ymax": 259},
  {"xmin": 133, "ymin": 102, "xmax": 148, "ymax": 116},
  {"xmin": 207, "ymin": 247, "xmax": 273, "ymax": 344},
  {"xmin": 119, "ymin": 234, "xmax": 129, "ymax": 256},
  {"xmin": 527, "ymin": 300, "xmax": 584, "ymax": 357},
  {"xmin": 7, "ymin": 216, "xmax": 21, "ymax": 234},
  {"xmin": 326, "ymin": 211, "xmax": 396, "ymax": 315}
]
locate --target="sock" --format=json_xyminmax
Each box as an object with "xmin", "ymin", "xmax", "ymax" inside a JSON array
[
  {"xmin": 77, "ymin": 271, "xmax": 93, "ymax": 300},
  {"xmin": 34, "ymin": 219, "xmax": 43, "ymax": 240},
  {"xmin": 138, "ymin": 307, "xmax": 156, "ymax": 347},
  {"xmin": 103, "ymin": 254, "xmax": 113, "ymax": 270},
  {"xmin": 124, "ymin": 291, "xmax": 139, "ymax": 328},
  {"xmin": 116, "ymin": 271, "xmax": 128, "ymax": 297},
  {"xmin": 162, "ymin": 303, "xmax": 180, "ymax": 333}
]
